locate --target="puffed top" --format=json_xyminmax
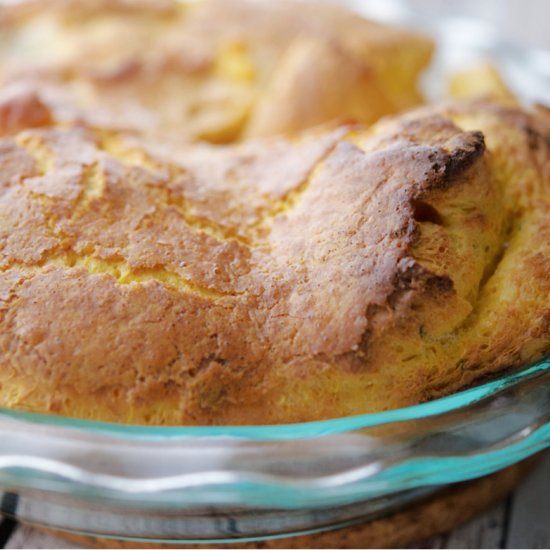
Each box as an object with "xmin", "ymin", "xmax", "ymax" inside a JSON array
[{"xmin": 0, "ymin": 99, "xmax": 548, "ymax": 424}]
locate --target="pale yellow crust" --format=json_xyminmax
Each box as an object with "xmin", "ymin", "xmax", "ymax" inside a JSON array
[
  {"xmin": 0, "ymin": 99, "xmax": 548, "ymax": 425},
  {"xmin": 0, "ymin": 0, "xmax": 433, "ymax": 142}
]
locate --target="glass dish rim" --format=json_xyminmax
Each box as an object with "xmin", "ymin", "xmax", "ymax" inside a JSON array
[{"xmin": 1, "ymin": 355, "xmax": 548, "ymax": 441}]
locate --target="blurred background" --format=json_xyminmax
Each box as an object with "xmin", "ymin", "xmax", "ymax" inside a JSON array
[
  {"xmin": 347, "ymin": 0, "xmax": 550, "ymax": 50},
  {"xmin": 337, "ymin": 0, "xmax": 550, "ymax": 105},
  {"xmin": 408, "ymin": 0, "xmax": 550, "ymax": 49}
]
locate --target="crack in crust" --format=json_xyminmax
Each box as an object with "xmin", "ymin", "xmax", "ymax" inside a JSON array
[
  {"xmin": 0, "ymin": 101, "xmax": 548, "ymax": 425},
  {"xmin": 1, "ymin": 256, "xmax": 232, "ymax": 299}
]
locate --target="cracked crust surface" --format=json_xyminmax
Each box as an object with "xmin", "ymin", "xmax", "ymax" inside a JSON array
[
  {"xmin": 0, "ymin": 0, "xmax": 432, "ymax": 142},
  {"xmin": 0, "ymin": 99, "xmax": 548, "ymax": 424}
]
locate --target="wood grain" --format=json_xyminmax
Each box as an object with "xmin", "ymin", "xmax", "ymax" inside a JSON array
[
  {"xmin": 506, "ymin": 452, "xmax": 550, "ymax": 549},
  {"xmin": 440, "ymin": 501, "xmax": 508, "ymax": 549}
]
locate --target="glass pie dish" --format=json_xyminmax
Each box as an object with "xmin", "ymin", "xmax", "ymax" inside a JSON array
[
  {"xmin": 0, "ymin": 0, "xmax": 549, "ymax": 545},
  {"xmin": 0, "ymin": 357, "xmax": 548, "ymax": 543}
]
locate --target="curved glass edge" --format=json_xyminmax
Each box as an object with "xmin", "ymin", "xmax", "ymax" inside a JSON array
[
  {"xmin": 0, "ymin": 356, "xmax": 548, "ymax": 441},
  {"xmin": 16, "ymin": 519, "xmax": 371, "ymax": 546},
  {"xmin": 2, "ymin": 421, "xmax": 549, "ymax": 507}
]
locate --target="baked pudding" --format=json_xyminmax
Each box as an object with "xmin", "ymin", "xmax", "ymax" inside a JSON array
[
  {"xmin": 0, "ymin": 0, "xmax": 547, "ymax": 426},
  {"xmin": 0, "ymin": 0, "xmax": 432, "ymax": 142},
  {"xmin": 0, "ymin": 99, "xmax": 548, "ymax": 425}
]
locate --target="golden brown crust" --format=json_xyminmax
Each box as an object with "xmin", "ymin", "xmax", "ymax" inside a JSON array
[
  {"xmin": 0, "ymin": 100, "xmax": 548, "ymax": 425},
  {"xmin": 0, "ymin": 0, "xmax": 433, "ymax": 142}
]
